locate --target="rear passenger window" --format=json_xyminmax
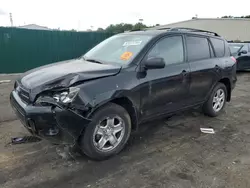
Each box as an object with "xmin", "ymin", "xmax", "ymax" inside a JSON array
[
  {"xmin": 186, "ymin": 36, "xmax": 210, "ymax": 61},
  {"xmin": 210, "ymin": 38, "xmax": 225, "ymax": 57}
]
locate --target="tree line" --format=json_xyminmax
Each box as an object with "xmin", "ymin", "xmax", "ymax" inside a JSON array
[
  {"xmin": 221, "ymin": 15, "xmax": 250, "ymax": 18},
  {"xmin": 96, "ymin": 22, "xmax": 160, "ymax": 33}
]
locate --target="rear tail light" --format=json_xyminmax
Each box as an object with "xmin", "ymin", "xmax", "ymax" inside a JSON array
[{"xmin": 231, "ymin": 56, "xmax": 237, "ymax": 63}]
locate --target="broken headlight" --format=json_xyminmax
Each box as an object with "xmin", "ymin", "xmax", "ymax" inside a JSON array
[{"xmin": 53, "ymin": 87, "xmax": 80, "ymax": 104}]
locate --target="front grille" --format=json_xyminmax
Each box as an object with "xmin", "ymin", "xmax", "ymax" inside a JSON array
[{"xmin": 10, "ymin": 94, "xmax": 26, "ymax": 125}]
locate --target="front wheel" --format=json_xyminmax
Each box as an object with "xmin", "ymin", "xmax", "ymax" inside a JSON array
[
  {"xmin": 203, "ymin": 83, "xmax": 227, "ymax": 117},
  {"xmin": 80, "ymin": 103, "xmax": 131, "ymax": 160}
]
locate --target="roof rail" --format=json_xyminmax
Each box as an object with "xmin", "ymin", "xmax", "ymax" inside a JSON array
[
  {"xmin": 157, "ymin": 27, "xmax": 220, "ymax": 36},
  {"xmin": 156, "ymin": 27, "xmax": 171, "ymax": 30}
]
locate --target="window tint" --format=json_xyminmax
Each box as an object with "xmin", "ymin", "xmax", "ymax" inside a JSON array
[
  {"xmin": 210, "ymin": 38, "xmax": 225, "ymax": 57},
  {"xmin": 148, "ymin": 36, "xmax": 184, "ymax": 65},
  {"xmin": 186, "ymin": 36, "xmax": 210, "ymax": 61}
]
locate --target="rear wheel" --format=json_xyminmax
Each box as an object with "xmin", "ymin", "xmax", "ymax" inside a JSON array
[
  {"xmin": 80, "ymin": 103, "xmax": 131, "ymax": 160},
  {"xmin": 203, "ymin": 83, "xmax": 227, "ymax": 117}
]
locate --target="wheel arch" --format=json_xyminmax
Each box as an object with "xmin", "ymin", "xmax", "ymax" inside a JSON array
[
  {"xmin": 110, "ymin": 97, "xmax": 139, "ymax": 131},
  {"xmin": 218, "ymin": 77, "xmax": 231, "ymax": 101},
  {"xmin": 86, "ymin": 96, "xmax": 139, "ymax": 132}
]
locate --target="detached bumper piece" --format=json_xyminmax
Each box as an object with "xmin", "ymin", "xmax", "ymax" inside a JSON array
[{"xmin": 10, "ymin": 91, "xmax": 91, "ymax": 145}]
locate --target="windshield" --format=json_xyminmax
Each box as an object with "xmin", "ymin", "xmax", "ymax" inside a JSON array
[
  {"xmin": 229, "ymin": 44, "xmax": 243, "ymax": 54},
  {"xmin": 83, "ymin": 34, "xmax": 152, "ymax": 64}
]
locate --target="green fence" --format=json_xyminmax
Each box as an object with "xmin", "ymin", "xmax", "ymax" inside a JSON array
[{"xmin": 0, "ymin": 27, "xmax": 113, "ymax": 73}]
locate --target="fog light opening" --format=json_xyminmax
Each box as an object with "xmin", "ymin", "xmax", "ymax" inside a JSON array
[{"xmin": 46, "ymin": 127, "xmax": 59, "ymax": 136}]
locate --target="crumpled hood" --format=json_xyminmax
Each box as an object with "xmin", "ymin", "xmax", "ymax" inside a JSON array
[{"xmin": 19, "ymin": 59, "xmax": 121, "ymax": 100}]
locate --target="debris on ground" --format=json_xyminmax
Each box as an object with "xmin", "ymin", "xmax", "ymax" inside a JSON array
[
  {"xmin": 11, "ymin": 136, "xmax": 42, "ymax": 144},
  {"xmin": 56, "ymin": 145, "xmax": 77, "ymax": 160},
  {"xmin": 0, "ymin": 80, "xmax": 11, "ymax": 84},
  {"xmin": 200, "ymin": 128, "xmax": 215, "ymax": 134}
]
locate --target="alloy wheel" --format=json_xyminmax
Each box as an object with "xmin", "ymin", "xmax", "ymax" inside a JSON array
[
  {"xmin": 212, "ymin": 88, "xmax": 225, "ymax": 112},
  {"xmin": 93, "ymin": 116, "xmax": 125, "ymax": 152}
]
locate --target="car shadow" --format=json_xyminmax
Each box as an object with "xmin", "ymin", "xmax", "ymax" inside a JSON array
[{"xmin": 237, "ymin": 70, "xmax": 250, "ymax": 74}]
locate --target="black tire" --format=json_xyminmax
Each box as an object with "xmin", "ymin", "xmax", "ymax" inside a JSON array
[
  {"xmin": 203, "ymin": 83, "xmax": 227, "ymax": 117},
  {"xmin": 80, "ymin": 103, "xmax": 131, "ymax": 160}
]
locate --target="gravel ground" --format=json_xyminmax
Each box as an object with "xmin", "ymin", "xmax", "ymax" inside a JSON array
[{"xmin": 1, "ymin": 73, "xmax": 250, "ymax": 188}]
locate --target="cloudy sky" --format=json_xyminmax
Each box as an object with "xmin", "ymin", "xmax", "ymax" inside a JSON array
[{"xmin": 0, "ymin": 0, "xmax": 250, "ymax": 30}]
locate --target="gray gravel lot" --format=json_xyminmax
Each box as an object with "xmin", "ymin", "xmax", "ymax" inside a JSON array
[{"xmin": 1, "ymin": 73, "xmax": 250, "ymax": 188}]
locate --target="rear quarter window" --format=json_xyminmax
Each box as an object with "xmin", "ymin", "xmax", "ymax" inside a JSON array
[
  {"xmin": 210, "ymin": 38, "xmax": 225, "ymax": 57},
  {"xmin": 186, "ymin": 36, "xmax": 210, "ymax": 61},
  {"xmin": 224, "ymin": 43, "xmax": 231, "ymax": 56}
]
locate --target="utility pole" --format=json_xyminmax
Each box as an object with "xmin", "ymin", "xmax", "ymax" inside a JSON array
[{"xmin": 9, "ymin": 13, "xmax": 13, "ymax": 27}]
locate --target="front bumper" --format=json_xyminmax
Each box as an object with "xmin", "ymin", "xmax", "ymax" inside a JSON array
[{"xmin": 10, "ymin": 90, "xmax": 91, "ymax": 145}]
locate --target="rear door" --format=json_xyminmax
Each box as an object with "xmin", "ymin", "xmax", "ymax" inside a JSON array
[{"xmin": 186, "ymin": 35, "xmax": 221, "ymax": 104}]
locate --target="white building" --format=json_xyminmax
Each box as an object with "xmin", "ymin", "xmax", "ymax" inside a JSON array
[
  {"xmin": 153, "ymin": 18, "xmax": 250, "ymax": 41},
  {"xmin": 18, "ymin": 24, "xmax": 51, "ymax": 31}
]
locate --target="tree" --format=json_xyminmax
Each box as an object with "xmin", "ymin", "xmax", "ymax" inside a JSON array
[
  {"xmin": 105, "ymin": 23, "xmax": 134, "ymax": 33},
  {"xmin": 221, "ymin": 15, "xmax": 250, "ymax": 18},
  {"xmin": 97, "ymin": 27, "xmax": 104, "ymax": 31},
  {"xmin": 100, "ymin": 23, "xmax": 159, "ymax": 33},
  {"xmin": 132, "ymin": 22, "xmax": 148, "ymax": 30},
  {"xmin": 222, "ymin": 15, "xmax": 233, "ymax": 18}
]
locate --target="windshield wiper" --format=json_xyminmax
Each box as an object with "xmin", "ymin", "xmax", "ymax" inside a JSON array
[{"xmin": 85, "ymin": 59, "xmax": 103, "ymax": 64}]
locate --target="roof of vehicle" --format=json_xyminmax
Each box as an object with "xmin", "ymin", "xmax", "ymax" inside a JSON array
[
  {"xmin": 120, "ymin": 30, "xmax": 166, "ymax": 36},
  {"xmin": 120, "ymin": 27, "xmax": 222, "ymax": 38}
]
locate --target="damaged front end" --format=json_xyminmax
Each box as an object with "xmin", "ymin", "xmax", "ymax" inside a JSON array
[
  {"xmin": 10, "ymin": 59, "xmax": 122, "ymax": 145},
  {"xmin": 10, "ymin": 86, "xmax": 92, "ymax": 145}
]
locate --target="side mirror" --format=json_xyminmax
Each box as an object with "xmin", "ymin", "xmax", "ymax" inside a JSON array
[
  {"xmin": 239, "ymin": 50, "xmax": 247, "ymax": 55},
  {"xmin": 144, "ymin": 57, "xmax": 165, "ymax": 69}
]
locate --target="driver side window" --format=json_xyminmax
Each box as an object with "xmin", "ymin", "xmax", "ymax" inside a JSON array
[
  {"xmin": 241, "ymin": 44, "xmax": 248, "ymax": 52},
  {"xmin": 148, "ymin": 36, "xmax": 184, "ymax": 65}
]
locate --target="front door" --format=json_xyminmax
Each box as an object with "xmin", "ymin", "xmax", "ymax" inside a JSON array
[
  {"xmin": 237, "ymin": 44, "xmax": 250, "ymax": 70},
  {"xmin": 139, "ymin": 35, "xmax": 191, "ymax": 119}
]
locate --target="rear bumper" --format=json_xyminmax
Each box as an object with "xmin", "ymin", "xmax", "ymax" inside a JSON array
[
  {"xmin": 10, "ymin": 90, "xmax": 91, "ymax": 145},
  {"xmin": 231, "ymin": 76, "xmax": 237, "ymax": 90}
]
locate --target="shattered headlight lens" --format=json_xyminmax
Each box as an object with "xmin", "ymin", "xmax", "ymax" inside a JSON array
[{"xmin": 53, "ymin": 87, "xmax": 80, "ymax": 104}]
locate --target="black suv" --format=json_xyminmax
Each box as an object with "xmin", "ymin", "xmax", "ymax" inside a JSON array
[
  {"xmin": 229, "ymin": 42, "xmax": 250, "ymax": 70},
  {"xmin": 10, "ymin": 28, "xmax": 237, "ymax": 160}
]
